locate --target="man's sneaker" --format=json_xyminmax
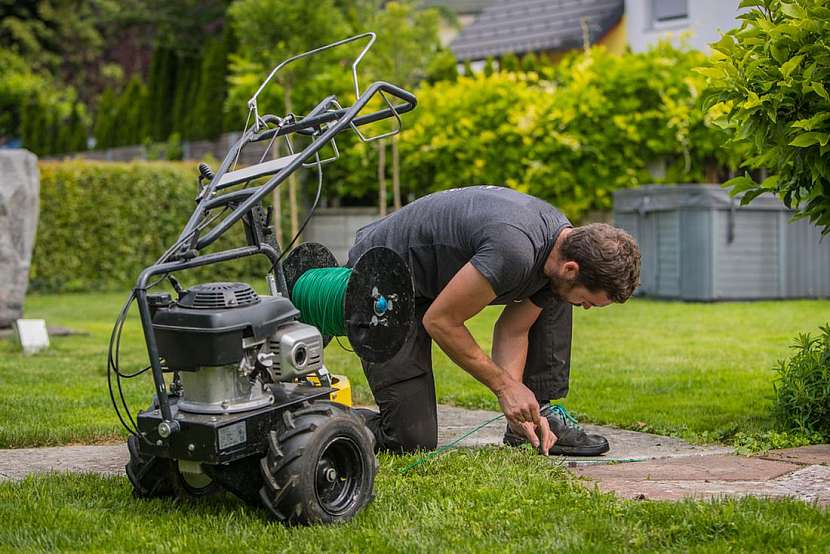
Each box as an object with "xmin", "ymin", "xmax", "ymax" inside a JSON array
[{"xmin": 503, "ymin": 404, "xmax": 610, "ymax": 456}]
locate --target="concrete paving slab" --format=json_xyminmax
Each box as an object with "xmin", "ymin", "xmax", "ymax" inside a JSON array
[
  {"xmin": 436, "ymin": 405, "xmax": 731, "ymax": 465},
  {"xmin": 759, "ymin": 444, "xmax": 830, "ymax": 466},
  {"xmin": 773, "ymin": 465, "xmax": 830, "ymax": 505},
  {"xmin": 573, "ymin": 454, "xmax": 801, "ymax": 482},
  {"xmin": 0, "ymin": 445, "xmax": 126, "ymax": 482},
  {"xmin": 575, "ymin": 464, "xmax": 830, "ymax": 506},
  {"xmin": 578, "ymin": 477, "xmax": 798, "ymax": 503}
]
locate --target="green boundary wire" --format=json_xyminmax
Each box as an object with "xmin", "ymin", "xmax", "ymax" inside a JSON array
[
  {"xmin": 399, "ymin": 414, "xmax": 506, "ymax": 473},
  {"xmin": 292, "ymin": 267, "xmax": 352, "ymax": 336}
]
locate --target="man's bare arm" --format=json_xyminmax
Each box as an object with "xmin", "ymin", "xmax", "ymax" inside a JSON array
[
  {"xmin": 422, "ymin": 263, "xmax": 508, "ymax": 393},
  {"xmin": 492, "ymin": 299, "xmax": 542, "ymax": 383},
  {"xmin": 491, "ymin": 299, "xmax": 556, "ymax": 451},
  {"xmin": 422, "ymin": 263, "xmax": 553, "ymax": 453}
]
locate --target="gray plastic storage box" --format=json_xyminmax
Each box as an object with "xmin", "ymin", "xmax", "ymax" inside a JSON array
[{"xmin": 613, "ymin": 184, "xmax": 830, "ymax": 300}]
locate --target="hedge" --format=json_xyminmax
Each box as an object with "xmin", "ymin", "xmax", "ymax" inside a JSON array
[{"xmin": 31, "ymin": 161, "xmax": 270, "ymax": 292}]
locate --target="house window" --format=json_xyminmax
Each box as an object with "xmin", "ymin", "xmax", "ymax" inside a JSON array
[{"xmin": 652, "ymin": 0, "xmax": 688, "ymax": 24}]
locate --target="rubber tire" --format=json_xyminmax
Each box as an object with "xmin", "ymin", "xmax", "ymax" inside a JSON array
[
  {"xmin": 125, "ymin": 435, "xmax": 174, "ymax": 498},
  {"xmin": 259, "ymin": 401, "xmax": 377, "ymax": 525}
]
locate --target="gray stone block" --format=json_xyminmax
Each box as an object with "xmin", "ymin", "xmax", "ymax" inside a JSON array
[{"xmin": 0, "ymin": 150, "xmax": 39, "ymax": 328}]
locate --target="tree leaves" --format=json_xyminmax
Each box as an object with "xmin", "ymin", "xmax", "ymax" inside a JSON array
[
  {"xmin": 698, "ymin": 0, "xmax": 830, "ymax": 234},
  {"xmin": 811, "ymin": 81, "xmax": 829, "ymax": 101},
  {"xmin": 781, "ymin": 1, "xmax": 808, "ymax": 20},
  {"xmin": 780, "ymin": 54, "xmax": 804, "ymax": 78},
  {"xmin": 789, "ymin": 131, "xmax": 830, "ymax": 147}
]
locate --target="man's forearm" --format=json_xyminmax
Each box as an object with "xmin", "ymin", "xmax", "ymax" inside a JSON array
[
  {"xmin": 492, "ymin": 327, "xmax": 529, "ymax": 384},
  {"xmin": 424, "ymin": 317, "xmax": 513, "ymax": 394}
]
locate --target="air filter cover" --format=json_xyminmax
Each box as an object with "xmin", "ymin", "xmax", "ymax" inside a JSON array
[{"xmin": 177, "ymin": 282, "xmax": 260, "ymax": 310}]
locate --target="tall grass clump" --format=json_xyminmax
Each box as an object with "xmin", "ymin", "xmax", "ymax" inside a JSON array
[{"xmin": 772, "ymin": 324, "xmax": 830, "ymax": 437}]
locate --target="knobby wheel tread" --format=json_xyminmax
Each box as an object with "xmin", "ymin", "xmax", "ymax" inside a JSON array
[
  {"xmin": 125, "ymin": 435, "xmax": 174, "ymax": 499},
  {"xmin": 258, "ymin": 401, "xmax": 376, "ymax": 524}
]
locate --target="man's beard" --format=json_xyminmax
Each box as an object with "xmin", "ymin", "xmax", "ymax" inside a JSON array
[{"xmin": 548, "ymin": 274, "xmax": 577, "ymax": 302}]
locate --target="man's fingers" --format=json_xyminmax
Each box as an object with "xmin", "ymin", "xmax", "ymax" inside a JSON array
[
  {"xmin": 521, "ymin": 422, "xmax": 539, "ymax": 447},
  {"xmin": 538, "ymin": 417, "xmax": 556, "ymax": 455}
]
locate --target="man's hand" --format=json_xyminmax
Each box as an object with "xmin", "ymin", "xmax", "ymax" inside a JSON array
[{"xmin": 497, "ymin": 379, "xmax": 556, "ymax": 455}]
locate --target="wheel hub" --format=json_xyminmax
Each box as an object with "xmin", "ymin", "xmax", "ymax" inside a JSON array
[{"xmin": 314, "ymin": 436, "xmax": 363, "ymax": 516}]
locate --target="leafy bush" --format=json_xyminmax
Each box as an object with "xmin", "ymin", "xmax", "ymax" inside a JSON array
[
  {"xmin": 518, "ymin": 42, "xmax": 729, "ymax": 218},
  {"xmin": 390, "ymin": 43, "xmax": 730, "ymax": 220},
  {"xmin": 399, "ymin": 72, "xmax": 536, "ymax": 200},
  {"xmin": 700, "ymin": 0, "xmax": 830, "ymax": 234},
  {"xmin": 31, "ymin": 161, "xmax": 268, "ymax": 292},
  {"xmin": 2, "ymin": 49, "xmax": 87, "ymax": 155},
  {"xmin": 772, "ymin": 325, "xmax": 830, "ymax": 436}
]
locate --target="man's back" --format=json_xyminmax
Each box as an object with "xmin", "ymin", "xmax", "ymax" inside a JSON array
[{"xmin": 348, "ymin": 186, "xmax": 571, "ymax": 304}]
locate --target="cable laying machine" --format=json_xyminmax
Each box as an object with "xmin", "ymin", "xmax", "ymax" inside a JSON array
[{"xmin": 108, "ymin": 33, "xmax": 416, "ymax": 525}]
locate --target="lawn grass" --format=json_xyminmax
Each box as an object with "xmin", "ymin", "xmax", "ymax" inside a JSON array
[
  {"xmin": 1, "ymin": 448, "xmax": 828, "ymax": 553},
  {"xmin": 0, "ymin": 293, "xmax": 830, "ymax": 448},
  {"xmin": 2, "ymin": 292, "xmax": 828, "ymax": 448},
  {"xmin": 2, "ymin": 292, "xmax": 829, "ymax": 552}
]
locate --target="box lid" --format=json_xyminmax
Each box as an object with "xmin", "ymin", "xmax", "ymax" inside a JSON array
[{"xmin": 613, "ymin": 184, "xmax": 789, "ymax": 213}]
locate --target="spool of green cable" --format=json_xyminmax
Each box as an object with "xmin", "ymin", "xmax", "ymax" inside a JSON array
[
  {"xmin": 282, "ymin": 243, "xmax": 414, "ymax": 363},
  {"xmin": 291, "ymin": 267, "xmax": 352, "ymax": 336}
]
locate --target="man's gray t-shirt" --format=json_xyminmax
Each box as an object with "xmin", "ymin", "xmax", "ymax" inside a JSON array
[{"xmin": 347, "ymin": 186, "xmax": 571, "ymax": 307}]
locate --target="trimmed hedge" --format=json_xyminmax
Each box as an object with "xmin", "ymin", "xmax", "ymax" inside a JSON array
[{"xmin": 31, "ymin": 161, "xmax": 269, "ymax": 292}]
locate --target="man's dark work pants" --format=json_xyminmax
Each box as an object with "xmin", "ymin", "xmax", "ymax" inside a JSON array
[{"xmin": 356, "ymin": 298, "xmax": 573, "ymax": 453}]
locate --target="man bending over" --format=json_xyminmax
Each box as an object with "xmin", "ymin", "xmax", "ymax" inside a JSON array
[{"xmin": 348, "ymin": 185, "xmax": 640, "ymax": 455}]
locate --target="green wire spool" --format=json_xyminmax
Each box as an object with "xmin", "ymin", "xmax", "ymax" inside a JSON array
[
  {"xmin": 282, "ymin": 243, "xmax": 414, "ymax": 363},
  {"xmin": 292, "ymin": 267, "xmax": 352, "ymax": 336}
]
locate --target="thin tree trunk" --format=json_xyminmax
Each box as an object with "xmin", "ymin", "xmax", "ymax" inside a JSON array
[
  {"xmin": 272, "ymin": 139, "xmax": 283, "ymax": 248},
  {"xmin": 284, "ymin": 87, "xmax": 299, "ymax": 239},
  {"xmin": 392, "ymin": 135, "xmax": 401, "ymax": 210},
  {"xmin": 378, "ymin": 138, "xmax": 387, "ymax": 217},
  {"xmin": 271, "ymin": 148, "xmax": 285, "ymax": 248}
]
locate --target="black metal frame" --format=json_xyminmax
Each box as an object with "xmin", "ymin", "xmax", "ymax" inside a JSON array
[{"xmin": 131, "ymin": 46, "xmax": 417, "ymax": 439}]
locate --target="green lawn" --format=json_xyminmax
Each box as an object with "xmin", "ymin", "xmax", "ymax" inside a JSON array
[
  {"xmin": 1, "ymin": 450, "xmax": 828, "ymax": 553},
  {"xmin": 2, "ymin": 292, "xmax": 828, "ymax": 448},
  {"xmin": 1, "ymin": 292, "xmax": 829, "ymax": 552}
]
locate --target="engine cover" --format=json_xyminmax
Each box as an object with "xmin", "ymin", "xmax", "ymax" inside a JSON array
[{"xmin": 151, "ymin": 282, "xmax": 299, "ymax": 371}]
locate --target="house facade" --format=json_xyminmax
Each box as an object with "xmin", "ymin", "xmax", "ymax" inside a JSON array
[
  {"xmin": 443, "ymin": 0, "xmax": 744, "ymax": 63},
  {"xmin": 625, "ymin": 0, "xmax": 743, "ymax": 52}
]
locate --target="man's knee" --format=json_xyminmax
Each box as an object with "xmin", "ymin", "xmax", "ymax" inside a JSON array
[{"xmin": 388, "ymin": 417, "xmax": 438, "ymax": 453}]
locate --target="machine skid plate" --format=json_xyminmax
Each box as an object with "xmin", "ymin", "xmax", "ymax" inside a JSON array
[{"xmin": 136, "ymin": 383, "xmax": 335, "ymax": 465}]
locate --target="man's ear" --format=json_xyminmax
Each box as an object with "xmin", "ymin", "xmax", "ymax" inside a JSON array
[{"xmin": 561, "ymin": 260, "xmax": 580, "ymax": 281}]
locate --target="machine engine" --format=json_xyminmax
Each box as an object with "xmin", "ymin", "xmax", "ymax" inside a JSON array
[{"xmin": 149, "ymin": 282, "xmax": 324, "ymax": 414}]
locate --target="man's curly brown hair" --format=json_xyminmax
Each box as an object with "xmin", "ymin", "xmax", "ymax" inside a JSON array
[{"xmin": 560, "ymin": 223, "xmax": 640, "ymax": 303}]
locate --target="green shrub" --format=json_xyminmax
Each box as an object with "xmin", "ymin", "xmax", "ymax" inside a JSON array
[
  {"xmin": 31, "ymin": 161, "xmax": 270, "ymax": 292},
  {"xmin": 391, "ymin": 43, "xmax": 730, "ymax": 221},
  {"xmin": 772, "ymin": 324, "xmax": 830, "ymax": 436},
  {"xmin": 398, "ymin": 72, "xmax": 536, "ymax": 201},
  {"xmin": 700, "ymin": 0, "xmax": 830, "ymax": 234}
]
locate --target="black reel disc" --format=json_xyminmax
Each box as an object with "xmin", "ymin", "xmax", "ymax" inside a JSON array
[
  {"xmin": 282, "ymin": 242, "xmax": 339, "ymax": 295},
  {"xmin": 345, "ymin": 247, "xmax": 414, "ymax": 363}
]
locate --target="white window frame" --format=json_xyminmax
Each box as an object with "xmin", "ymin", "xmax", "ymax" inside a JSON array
[{"xmin": 649, "ymin": 0, "xmax": 690, "ymax": 30}]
